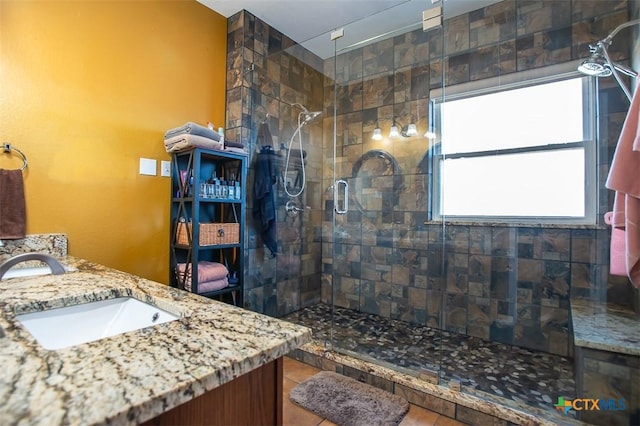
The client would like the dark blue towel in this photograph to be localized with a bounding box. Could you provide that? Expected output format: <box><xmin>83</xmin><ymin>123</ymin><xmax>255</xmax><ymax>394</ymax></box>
<box><xmin>257</xmin><ymin>122</ymin><xmax>273</xmax><ymax>148</ymax></box>
<box><xmin>253</xmin><ymin>144</ymin><xmax>278</xmax><ymax>256</ymax></box>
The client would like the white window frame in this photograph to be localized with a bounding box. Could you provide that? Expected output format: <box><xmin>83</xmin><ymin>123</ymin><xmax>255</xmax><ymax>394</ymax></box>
<box><xmin>429</xmin><ymin>61</ymin><xmax>597</xmax><ymax>225</ymax></box>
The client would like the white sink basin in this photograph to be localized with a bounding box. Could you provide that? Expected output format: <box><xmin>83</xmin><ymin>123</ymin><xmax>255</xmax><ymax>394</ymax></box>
<box><xmin>2</xmin><ymin>265</ymin><xmax>77</xmax><ymax>279</ymax></box>
<box><xmin>16</xmin><ymin>297</ymin><xmax>179</xmax><ymax>350</ymax></box>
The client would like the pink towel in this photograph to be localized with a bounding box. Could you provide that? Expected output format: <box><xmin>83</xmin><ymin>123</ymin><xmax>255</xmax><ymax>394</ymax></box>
<box><xmin>604</xmin><ymin>211</ymin><xmax>626</xmax><ymax>276</ymax></box>
<box><xmin>175</xmin><ymin>261</ymin><xmax>228</xmax><ymax>285</ymax></box>
<box><xmin>605</xmin><ymin>81</ymin><xmax>640</xmax><ymax>287</ymax></box>
<box><xmin>184</xmin><ymin>277</ymin><xmax>229</xmax><ymax>293</ymax></box>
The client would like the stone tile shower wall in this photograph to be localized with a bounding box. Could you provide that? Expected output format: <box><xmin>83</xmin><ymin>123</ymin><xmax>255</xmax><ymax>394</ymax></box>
<box><xmin>321</xmin><ymin>0</ymin><xmax>637</xmax><ymax>357</ymax></box>
<box><xmin>224</xmin><ymin>1</ymin><xmax>638</xmax><ymax>358</ymax></box>
<box><xmin>225</xmin><ymin>11</ymin><xmax>325</xmax><ymax>317</ymax></box>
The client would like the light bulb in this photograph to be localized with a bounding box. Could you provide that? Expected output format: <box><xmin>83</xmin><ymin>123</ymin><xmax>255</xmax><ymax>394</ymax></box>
<box><xmin>372</xmin><ymin>127</ymin><xmax>383</xmax><ymax>141</ymax></box>
<box><xmin>389</xmin><ymin>125</ymin><xmax>399</xmax><ymax>138</ymax></box>
<box><xmin>406</xmin><ymin>123</ymin><xmax>418</xmax><ymax>137</ymax></box>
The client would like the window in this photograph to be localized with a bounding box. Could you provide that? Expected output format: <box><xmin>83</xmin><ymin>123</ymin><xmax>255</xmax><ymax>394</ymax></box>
<box><xmin>431</xmin><ymin>71</ymin><xmax>596</xmax><ymax>224</ymax></box>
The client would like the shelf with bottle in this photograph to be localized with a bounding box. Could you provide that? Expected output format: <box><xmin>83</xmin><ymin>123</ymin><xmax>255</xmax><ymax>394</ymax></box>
<box><xmin>169</xmin><ymin>147</ymin><xmax>246</xmax><ymax>306</ymax></box>
<box><xmin>197</xmin><ymin>170</ymin><xmax>242</xmax><ymax>201</ymax></box>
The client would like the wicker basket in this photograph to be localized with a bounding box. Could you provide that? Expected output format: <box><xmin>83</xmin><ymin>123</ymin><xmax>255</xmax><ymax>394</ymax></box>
<box><xmin>176</xmin><ymin>222</ymin><xmax>239</xmax><ymax>246</ymax></box>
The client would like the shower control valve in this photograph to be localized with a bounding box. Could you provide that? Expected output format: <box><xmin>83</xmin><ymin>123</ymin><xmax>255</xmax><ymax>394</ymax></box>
<box><xmin>285</xmin><ymin>200</ymin><xmax>304</xmax><ymax>215</ymax></box>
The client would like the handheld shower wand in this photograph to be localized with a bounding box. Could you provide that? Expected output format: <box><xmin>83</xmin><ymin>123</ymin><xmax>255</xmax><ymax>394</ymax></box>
<box><xmin>284</xmin><ymin>103</ymin><xmax>323</xmax><ymax>198</ymax></box>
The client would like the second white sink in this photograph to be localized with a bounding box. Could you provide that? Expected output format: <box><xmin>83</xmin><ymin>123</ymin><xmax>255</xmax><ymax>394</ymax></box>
<box><xmin>16</xmin><ymin>297</ymin><xmax>180</xmax><ymax>350</ymax></box>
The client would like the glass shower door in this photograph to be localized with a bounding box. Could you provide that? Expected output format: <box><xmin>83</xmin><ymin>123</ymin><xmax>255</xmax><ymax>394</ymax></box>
<box><xmin>326</xmin><ymin>1</ymin><xmax>444</xmax><ymax>378</ymax></box>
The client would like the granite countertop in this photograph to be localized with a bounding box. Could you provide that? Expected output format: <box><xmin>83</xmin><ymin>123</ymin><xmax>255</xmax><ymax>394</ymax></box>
<box><xmin>0</xmin><ymin>256</ymin><xmax>311</xmax><ymax>425</ymax></box>
<box><xmin>571</xmin><ymin>299</ymin><xmax>640</xmax><ymax>356</ymax></box>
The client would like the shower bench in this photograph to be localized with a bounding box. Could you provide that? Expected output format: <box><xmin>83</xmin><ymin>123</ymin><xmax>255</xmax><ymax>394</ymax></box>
<box><xmin>571</xmin><ymin>299</ymin><xmax>639</xmax><ymax>425</ymax></box>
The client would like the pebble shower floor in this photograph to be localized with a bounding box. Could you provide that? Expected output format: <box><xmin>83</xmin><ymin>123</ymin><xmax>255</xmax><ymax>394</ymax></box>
<box><xmin>284</xmin><ymin>303</ymin><xmax>575</xmax><ymax>415</ymax></box>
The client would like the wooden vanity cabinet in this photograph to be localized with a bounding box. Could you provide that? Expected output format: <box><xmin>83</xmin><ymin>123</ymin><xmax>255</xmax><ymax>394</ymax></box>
<box><xmin>143</xmin><ymin>357</ymin><xmax>283</xmax><ymax>426</ymax></box>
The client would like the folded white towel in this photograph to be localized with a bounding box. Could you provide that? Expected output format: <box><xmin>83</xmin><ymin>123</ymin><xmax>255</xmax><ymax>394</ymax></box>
<box><xmin>164</xmin><ymin>134</ymin><xmax>223</xmax><ymax>153</ymax></box>
<box><xmin>165</xmin><ymin>122</ymin><xmax>221</xmax><ymax>141</ymax></box>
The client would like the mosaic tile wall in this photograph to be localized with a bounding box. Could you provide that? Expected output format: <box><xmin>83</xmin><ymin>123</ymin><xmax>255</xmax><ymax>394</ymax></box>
<box><xmin>319</xmin><ymin>0</ymin><xmax>638</xmax><ymax>358</ymax></box>
<box><xmin>225</xmin><ymin>1</ymin><xmax>639</xmax><ymax>358</ymax></box>
<box><xmin>225</xmin><ymin>11</ymin><xmax>325</xmax><ymax>317</ymax></box>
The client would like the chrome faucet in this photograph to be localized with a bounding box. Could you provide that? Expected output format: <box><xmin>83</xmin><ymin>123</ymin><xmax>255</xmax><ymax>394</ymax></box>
<box><xmin>0</xmin><ymin>253</ymin><xmax>66</xmax><ymax>280</ymax></box>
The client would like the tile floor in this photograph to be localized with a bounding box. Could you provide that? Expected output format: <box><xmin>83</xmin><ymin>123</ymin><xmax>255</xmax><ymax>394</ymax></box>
<box><xmin>283</xmin><ymin>356</ymin><xmax>467</xmax><ymax>426</ymax></box>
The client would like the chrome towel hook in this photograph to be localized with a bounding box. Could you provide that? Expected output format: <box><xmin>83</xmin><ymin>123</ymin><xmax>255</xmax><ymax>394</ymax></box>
<box><xmin>2</xmin><ymin>143</ymin><xmax>28</xmax><ymax>171</ymax></box>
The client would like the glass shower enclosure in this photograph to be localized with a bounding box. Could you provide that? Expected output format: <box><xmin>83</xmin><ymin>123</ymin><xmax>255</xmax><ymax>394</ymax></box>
<box><xmin>317</xmin><ymin>2</ymin><xmax>636</xmax><ymax>424</ymax></box>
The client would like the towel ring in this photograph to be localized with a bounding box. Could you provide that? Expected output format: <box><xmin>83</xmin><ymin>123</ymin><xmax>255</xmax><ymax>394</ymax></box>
<box><xmin>2</xmin><ymin>143</ymin><xmax>28</xmax><ymax>171</ymax></box>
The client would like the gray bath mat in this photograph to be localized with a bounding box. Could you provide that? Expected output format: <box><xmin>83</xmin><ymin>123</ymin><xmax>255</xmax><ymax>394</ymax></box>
<box><xmin>290</xmin><ymin>371</ymin><xmax>409</xmax><ymax>426</ymax></box>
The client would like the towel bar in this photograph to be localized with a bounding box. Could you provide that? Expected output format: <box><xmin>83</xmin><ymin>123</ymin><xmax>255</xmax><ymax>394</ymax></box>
<box><xmin>2</xmin><ymin>143</ymin><xmax>28</xmax><ymax>171</ymax></box>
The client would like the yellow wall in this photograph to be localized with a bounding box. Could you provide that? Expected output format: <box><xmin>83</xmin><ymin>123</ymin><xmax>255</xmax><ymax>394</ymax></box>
<box><xmin>0</xmin><ymin>1</ymin><xmax>227</xmax><ymax>284</ymax></box>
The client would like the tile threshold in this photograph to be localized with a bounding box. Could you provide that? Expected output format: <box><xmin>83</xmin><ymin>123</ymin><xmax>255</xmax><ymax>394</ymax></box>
<box><xmin>293</xmin><ymin>342</ymin><xmax>585</xmax><ymax>426</ymax></box>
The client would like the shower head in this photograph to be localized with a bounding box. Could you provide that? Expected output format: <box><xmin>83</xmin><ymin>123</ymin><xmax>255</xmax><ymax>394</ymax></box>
<box><xmin>576</xmin><ymin>19</ymin><xmax>640</xmax><ymax>102</ymax></box>
<box><xmin>290</xmin><ymin>102</ymin><xmax>322</xmax><ymax>125</ymax></box>
<box><xmin>577</xmin><ymin>45</ymin><xmax>612</xmax><ymax>77</ymax></box>
<box><xmin>302</xmin><ymin>110</ymin><xmax>322</xmax><ymax>124</ymax></box>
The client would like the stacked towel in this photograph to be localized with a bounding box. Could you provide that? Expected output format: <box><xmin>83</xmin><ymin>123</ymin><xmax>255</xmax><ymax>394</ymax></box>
<box><xmin>0</xmin><ymin>169</ymin><xmax>26</xmax><ymax>239</ymax></box>
<box><xmin>164</xmin><ymin>122</ymin><xmax>223</xmax><ymax>153</ymax></box>
<box><xmin>175</xmin><ymin>261</ymin><xmax>229</xmax><ymax>293</ymax></box>
<box><xmin>185</xmin><ymin>278</ymin><xmax>229</xmax><ymax>293</ymax></box>
<box><xmin>165</xmin><ymin>122</ymin><xmax>221</xmax><ymax>141</ymax></box>
<box><xmin>164</xmin><ymin>134</ymin><xmax>223</xmax><ymax>153</ymax></box>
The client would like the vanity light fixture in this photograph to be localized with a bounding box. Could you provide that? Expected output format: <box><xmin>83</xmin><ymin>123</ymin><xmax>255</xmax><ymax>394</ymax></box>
<box><xmin>389</xmin><ymin>118</ymin><xmax>400</xmax><ymax>138</ymax></box>
<box><xmin>425</xmin><ymin>118</ymin><xmax>436</xmax><ymax>139</ymax></box>
<box><xmin>372</xmin><ymin>122</ymin><xmax>383</xmax><ymax>141</ymax></box>
<box><xmin>389</xmin><ymin>117</ymin><xmax>418</xmax><ymax>138</ymax></box>
<box><xmin>405</xmin><ymin>123</ymin><xmax>418</xmax><ymax>137</ymax></box>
